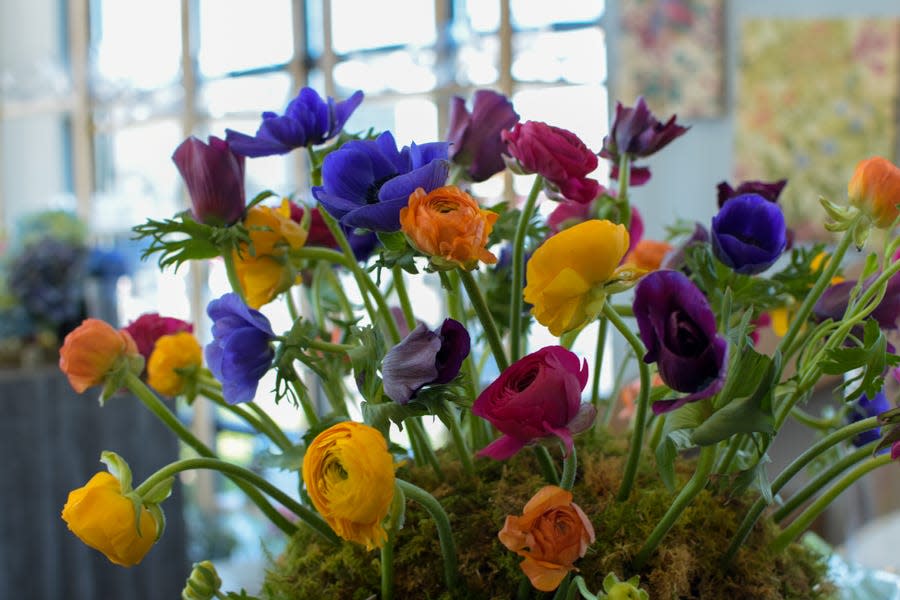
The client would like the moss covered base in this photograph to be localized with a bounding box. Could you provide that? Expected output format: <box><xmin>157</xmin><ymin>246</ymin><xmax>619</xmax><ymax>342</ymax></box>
<box><xmin>262</xmin><ymin>433</ymin><xmax>832</xmax><ymax>600</ymax></box>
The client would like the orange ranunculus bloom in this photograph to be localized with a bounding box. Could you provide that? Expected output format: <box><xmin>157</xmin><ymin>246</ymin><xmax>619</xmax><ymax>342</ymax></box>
<box><xmin>61</xmin><ymin>471</ymin><xmax>158</xmax><ymax>567</ymax></box>
<box><xmin>498</xmin><ymin>485</ymin><xmax>595</xmax><ymax>592</ymax></box>
<box><xmin>146</xmin><ymin>331</ymin><xmax>203</xmax><ymax>396</ymax></box>
<box><xmin>848</xmin><ymin>156</ymin><xmax>900</xmax><ymax>229</ymax></box>
<box><xmin>399</xmin><ymin>185</ymin><xmax>498</xmax><ymax>269</ymax></box>
<box><xmin>623</xmin><ymin>239</ymin><xmax>673</xmax><ymax>273</ymax></box>
<box><xmin>59</xmin><ymin>319</ymin><xmax>141</xmax><ymax>393</ymax></box>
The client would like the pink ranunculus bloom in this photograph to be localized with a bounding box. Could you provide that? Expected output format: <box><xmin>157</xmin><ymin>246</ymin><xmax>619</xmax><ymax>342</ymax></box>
<box><xmin>288</xmin><ymin>202</ymin><xmax>338</xmax><ymax>248</ymax></box>
<box><xmin>123</xmin><ymin>313</ymin><xmax>194</xmax><ymax>363</ymax></box>
<box><xmin>502</xmin><ymin>121</ymin><xmax>602</xmax><ymax>205</ymax></box>
<box><xmin>472</xmin><ymin>346</ymin><xmax>594</xmax><ymax>460</ymax></box>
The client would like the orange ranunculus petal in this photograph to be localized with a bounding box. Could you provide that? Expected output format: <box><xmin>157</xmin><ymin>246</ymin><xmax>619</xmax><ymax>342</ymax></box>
<box><xmin>849</xmin><ymin>156</ymin><xmax>900</xmax><ymax>229</ymax></box>
<box><xmin>146</xmin><ymin>331</ymin><xmax>203</xmax><ymax>396</ymax></box>
<box><xmin>519</xmin><ymin>556</ymin><xmax>571</xmax><ymax>592</ymax></box>
<box><xmin>624</xmin><ymin>239</ymin><xmax>673</xmax><ymax>272</ymax></box>
<box><xmin>59</xmin><ymin>319</ymin><xmax>139</xmax><ymax>393</ymax></box>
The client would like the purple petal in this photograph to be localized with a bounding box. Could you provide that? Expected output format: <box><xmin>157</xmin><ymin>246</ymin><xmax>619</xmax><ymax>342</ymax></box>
<box><xmin>433</xmin><ymin>318</ymin><xmax>471</xmax><ymax>384</ymax></box>
<box><xmin>476</xmin><ymin>434</ymin><xmax>528</xmax><ymax>460</ymax></box>
<box><xmin>381</xmin><ymin>323</ymin><xmax>441</xmax><ymax>404</ymax></box>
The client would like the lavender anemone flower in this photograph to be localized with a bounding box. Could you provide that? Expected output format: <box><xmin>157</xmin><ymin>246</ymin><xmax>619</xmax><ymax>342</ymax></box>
<box><xmin>172</xmin><ymin>136</ymin><xmax>246</xmax><ymax>226</ymax></box>
<box><xmin>447</xmin><ymin>90</ymin><xmax>519</xmax><ymax>182</ymax></box>
<box><xmin>633</xmin><ymin>270</ymin><xmax>728</xmax><ymax>414</ymax></box>
<box><xmin>312</xmin><ymin>131</ymin><xmax>449</xmax><ymax>232</ymax></box>
<box><xmin>381</xmin><ymin>318</ymin><xmax>470</xmax><ymax>404</ymax></box>
<box><xmin>711</xmin><ymin>193</ymin><xmax>786</xmax><ymax>275</ymax></box>
<box><xmin>225</xmin><ymin>88</ymin><xmax>364</xmax><ymax>157</ymax></box>
<box><xmin>814</xmin><ymin>271</ymin><xmax>900</xmax><ymax>331</ymax></box>
<box><xmin>205</xmin><ymin>293</ymin><xmax>276</xmax><ymax>404</ymax></box>
<box><xmin>848</xmin><ymin>390</ymin><xmax>890</xmax><ymax>447</ymax></box>
<box><xmin>717</xmin><ymin>178</ymin><xmax>788</xmax><ymax>208</ymax></box>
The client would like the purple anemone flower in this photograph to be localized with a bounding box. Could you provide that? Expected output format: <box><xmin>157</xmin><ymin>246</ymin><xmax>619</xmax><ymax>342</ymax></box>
<box><xmin>814</xmin><ymin>271</ymin><xmax>900</xmax><ymax>331</ymax></box>
<box><xmin>633</xmin><ymin>270</ymin><xmax>728</xmax><ymax>414</ymax></box>
<box><xmin>848</xmin><ymin>390</ymin><xmax>890</xmax><ymax>447</ymax></box>
<box><xmin>205</xmin><ymin>293</ymin><xmax>276</xmax><ymax>404</ymax></box>
<box><xmin>225</xmin><ymin>88</ymin><xmax>364</xmax><ymax>157</ymax></box>
<box><xmin>711</xmin><ymin>193</ymin><xmax>786</xmax><ymax>275</ymax></box>
<box><xmin>312</xmin><ymin>131</ymin><xmax>449</xmax><ymax>232</ymax></box>
<box><xmin>381</xmin><ymin>318</ymin><xmax>470</xmax><ymax>404</ymax></box>
<box><xmin>661</xmin><ymin>223</ymin><xmax>710</xmax><ymax>272</ymax></box>
<box><xmin>717</xmin><ymin>178</ymin><xmax>788</xmax><ymax>208</ymax></box>
<box><xmin>172</xmin><ymin>136</ymin><xmax>246</xmax><ymax>226</ymax></box>
<box><xmin>447</xmin><ymin>89</ymin><xmax>519</xmax><ymax>182</ymax></box>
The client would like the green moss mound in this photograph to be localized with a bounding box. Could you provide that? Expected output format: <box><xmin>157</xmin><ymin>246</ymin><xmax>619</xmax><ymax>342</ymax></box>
<box><xmin>262</xmin><ymin>434</ymin><xmax>832</xmax><ymax>600</ymax></box>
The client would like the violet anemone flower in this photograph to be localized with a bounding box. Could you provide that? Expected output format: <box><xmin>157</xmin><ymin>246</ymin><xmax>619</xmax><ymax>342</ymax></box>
<box><xmin>717</xmin><ymin>178</ymin><xmax>787</xmax><ymax>208</ymax></box>
<box><xmin>472</xmin><ymin>346</ymin><xmax>594</xmax><ymax>460</ymax></box>
<box><xmin>225</xmin><ymin>88</ymin><xmax>364</xmax><ymax>157</ymax></box>
<box><xmin>172</xmin><ymin>136</ymin><xmax>246</xmax><ymax>226</ymax></box>
<box><xmin>711</xmin><ymin>193</ymin><xmax>786</xmax><ymax>275</ymax></box>
<box><xmin>848</xmin><ymin>390</ymin><xmax>890</xmax><ymax>447</ymax></box>
<box><xmin>381</xmin><ymin>319</ymin><xmax>470</xmax><ymax>404</ymax></box>
<box><xmin>312</xmin><ymin>131</ymin><xmax>449</xmax><ymax>232</ymax></box>
<box><xmin>123</xmin><ymin>313</ymin><xmax>193</xmax><ymax>363</ymax></box>
<box><xmin>633</xmin><ymin>270</ymin><xmax>728</xmax><ymax>414</ymax></box>
<box><xmin>447</xmin><ymin>89</ymin><xmax>519</xmax><ymax>182</ymax></box>
<box><xmin>205</xmin><ymin>293</ymin><xmax>276</xmax><ymax>404</ymax></box>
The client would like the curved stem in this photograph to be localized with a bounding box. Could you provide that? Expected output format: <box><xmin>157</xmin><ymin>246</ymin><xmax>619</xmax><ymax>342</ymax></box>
<box><xmin>459</xmin><ymin>269</ymin><xmax>509</xmax><ymax>371</ymax></box>
<box><xmin>510</xmin><ymin>175</ymin><xmax>543</xmax><ymax>362</ymax></box>
<box><xmin>406</xmin><ymin>418</ymin><xmax>443</xmax><ymax>479</ymax></box>
<box><xmin>124</xmin><ymin>372</ymin><xmax>299</xmax><ymax>537</ymax></box>
<box><xmin>604</xmin><ymin>302</ymin><xmax>650</xmax><ymax>501</ymax></box>
<box><xmin>602</xmin><ymin>346</ymin><xmax>633</xmax><ymax>427</ymax></box>
<box><xmin>632</xmin><ymin>445</ymin><xmax>717</xmax><ymax>570</ymax></box>
<box><xmin>590</xmin><ymin>318</ymin><xmax>608</xmax><ymax>412</ymax></box>
<box><xmin>133</xmin><ymin>456</ymin><xmax>339</xmax><ymax>545</ymax></box>
<box><xmin>319</xmin><ymin>262</ymin><xmax>356</xmax><ymax>322</ymax></box>
<box><xmin>284</xmin><ymin>289</ymin><xmax>300</xmax><ymax>322</ymax></box>
<box><xmin>397</xmin><ymin>480</ymin><xmax>458</xmax><ymax>591</ymax></box>
<box><xmin>199</xmin><ymin>386</ymin><xmax>291</xmax><ymax>451</ymax></box>
<box><xmin>221</xmin><ymin>251</ymin><xmax>246</xmax><ymax>304</ymax></box>
<box><xmin>560</xmin><ymin>446</ymin><xmax>577</xmax><ymax>491</ymax></box>
<box><xmin>534</xmin><ymin>445</ymin><xmax>560</xmax><ymax>486</ymax></box>
<box><xmin>439</xmin><ymin>400</ymin><xmax>475</xmax><ymax>478</ymax></box>
<box><xmin>289</xmin><ymin>367</ymin><xmax>321</xmax><ymax>425</ymax></box>
<box><xmin>380</xmin><ymin>539</ymin><xmax>395</xmax><ymax>600</ymax></box>
<box><xmin>307</xmin><ymin>338</ymin><xmax>355</xmax><ymax>353</ymax></box>
<box><xmin>392</xmin><ymin>265</ymin><xmax>416</xmax><ymax>331</ymax></box>
<box><xmin>770</xmin><ymin>453</ymin><xmax>892</xmax><ymax>554</ymax></box>
<box><xmin>246</xmin><ymin>402</ymin><xmax>294</xmax><ymax>449</ymax></box>
<box><xmin>292</xmin><ymin>246</ymin><xmax>351</xmax><ymax>267</ymax></box>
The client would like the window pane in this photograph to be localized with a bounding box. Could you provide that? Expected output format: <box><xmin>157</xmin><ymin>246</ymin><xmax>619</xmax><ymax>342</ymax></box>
<box><xmin>343</xmin><ymin>97</ymin><xmax>438</xmax><ymax>147</ymax></box>
<box><xmin>199</xmin><ymin>0</ymin><xmax>293</xmax><ymax>76</ymax></box>
<box><xmin>455</xmin><ymin>37</ymin><xmax>499</xmax><ymax>86</ymax></box>
<box><xmin>0</xmin><ymin>0</ymin><xmax>70</xmax><ymax>102</ymax></box>
<box><xmin>201</xmin><ymin>73</ymin><xmax>293</xmax><ymax>119</ymax></box>
<box><xmin>511</xmin><ymin>0</ymin><xmax>604</xmax><ymax>29</ymax></box>
<box><xmin>92</xmin><ymin>0</ymin><xmax>181</xmax><ymax>90</ymax></box>
<box><xmin>334</xmin><ymin>51</ymin><xmax>436</xmax><ymax>95</ymax></box>
<box><xmin>331</xmin><ymin>0</ymin><xmax>435</xmax><ymax>54</ymax></box>
<box><xmin>461</xmin><ymin>0</ymin><xmax>500</xmax><ymax>33</ymax></box>
<box><xmin>513</xmin><ymin>29</ymin><xmax>606</xmax><ymax>84</ymax></box>
<box><xmin>1</xmin><ymin>115</ymin><xmax>74</xmax><ymax>231</ymax></box>
<box><xmin>207</xmin><ymin>119</ymin><xmax>295</xmax><ymax>199</ymax></box>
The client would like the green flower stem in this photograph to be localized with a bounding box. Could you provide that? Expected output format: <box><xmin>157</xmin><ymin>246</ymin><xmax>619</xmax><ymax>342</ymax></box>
<box><xmin>289</xmin><ymin>368</ymin><xmax>321</xmax><ymax>426</ymax></box>
<box><xmin>440</xmin><ymin>400</ymin><xmax>476</xmax><ymax>478</ymax></box>
<box><xmin>715</xmin><ymin>433</ymin><xmax>744</xmax><ymax>474</ymax></box>
<box><xmin>590</xmin><ymin>318</ymin><xmax>609</xmax><ymax>413</ymax></box>
<box><xmin>560</xmin><ymin>446</ymin><xmax>577</xmax><ymax>491</ymax></box>
<box><xmin>551</xmin><ymin>574</ymin><xmax>572</xmax><ymax>600</ymax></box>
<box><xmin>573</xmin><ymin>576</ymin><xmax>598</xmax><ymax>600</ymax></box>
<box><xmin>396</xmin><ymin>479</ymin><xmax>458</xmax><ymax>591</ymax></box>
<box><xmin>516</xmin><ymin>577</ymin><xmax>532</xmax><ymax>600</ymax></box>
<box><xmin>199</xmin><ymin>386</ymin><xmax>291</xmax><ymax>451</ymax></box>
<box><xmin>133</xmin><ymin>456</ymin><xmax>339</xmax><ymax>545</ymax></box>
<box><xmin>221</xmin><ymin>250</ymin><xmax>247</xmax><ymax>304</ymax></box>
<box><xmin>770</xmin><ymin>453</ymin><xmax>893</xmax><ymax>554</ymax></box>
<box><xmin>443</xmin><ymin>271</ymin><xmax>481</xmax><ymax>404</ymax></box>
<box><xmin>406</xmin><ymin>418</ymin><xmax>443</xmax><ymax>479</ymax></box>
<box><xmin>380</xmin><ymin>539</ymin><xmax>395</xmax><ymax>600</ymax></box>
<box><xmin>648</xmin><ymin>414</ymin><xmax>667</xmax><ymax>454</ymax></box>
<box><xmin>617</xmin><ymin>153</ymin><xmax>632</xmax><ymax>228</ymax></box>
<box><xmin>247</xmin><ymin>402</ymin><xmax>294</xmax><ymax>450</ymax></box>
<box><xmin>602</xmin><ymin>346</ymin><xmax>633</xmax><ymax>427</ymax></box>
<box><xmin>459</xmin><ymin>269</ymin><xmax>509</xmax><ymax>371</ymax></box>
<box><xmin>123</xmin><ymin>372</ymin><xmax>298</xmax><ymax>538</ymax></box>
<box><xmin>722</xmin><ymin>416</ymin><xmax>880</xmax><ymax>564</ymax></box>
<box><xmin>510</xmin><ymin>175</ymin><xmax>543</xmax><ymax>362</ymax></box>
<box><xmin>319</xmin><ymin>262</ymin><xmax>356</xmax><ymax>322</ymax></box>
<box><xmin>392</xmin><ymin>265</ymin><xmax>416</xmax><ymax>331</ymax></box>
<box><xmin>632</xmin><ymin>445</ymin><xmax>717</xmax><ymax>570</ymax></box>
<box><xmin>307</xmin><ymin>338</ymin><xmax>355</xmax><ymax>353</ymax></box>
<box><xmin>292</xmin><ymin>246</ymin><xmax>351</xmax><ymax>267</ymax></box>
<box><xmin>773</xmin><ymin>442</ymin><xmax>876</xmax><ymax>523</ymax></box>
<box><xmin>611</xmin><ymin>303</ymin><xmax>634</xmax><ymax>318</ymax></box>
<box><xmin>284</xmin><ymin>289</ymin><xmax>300</xmax><ymax>322</ymax></box>
<box><xmin>604</xmin><ymin>302</ymin><xmax>650</xmax><ymax>502</ymax></box>
<box><xmin>534</xmin><ymin>445</ymin><xmax>560</xmax><ymax>485</ymax></box>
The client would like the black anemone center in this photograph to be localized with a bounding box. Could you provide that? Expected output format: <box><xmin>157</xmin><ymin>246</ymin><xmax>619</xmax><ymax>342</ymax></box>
<box><xmin>666</xmin><ymin>310</ymin><xmax>707</xmax><ymax>355</ymax></box>
<box><xmin>366</xmin><ymin>175</ymin><xmax>395</xmax><ymax>204</ymax></box>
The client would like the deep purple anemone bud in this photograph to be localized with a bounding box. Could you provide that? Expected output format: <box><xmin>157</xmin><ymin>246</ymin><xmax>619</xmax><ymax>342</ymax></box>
<box><xmin>848</xmin><ymin>390</ymin><xmax>890</xmax><ymax>447</ymax></box>
<box><xmin>600</xmin><ymin>96</ymin><xmax>689</xmax><ymax>161</ymax></box>
<box><xmin>711</xmin><ymin>193</ymin><xmax>786</xmax><ymax>275</ymax></box>
<box><xmin>225</xmin><ymin>88</ymin><xmax>363</xmax><ymax>157</ymax></box>
<box><xmin>661</xmin><ymin>223</ymin><xmax>710</xmax><ymax>272</ymax></box>
<box><xmin>172</xmin><ymin>136</ymin><xmax>246</xmax><ymax>226</ymax></box>
<box><xmin>717</xmin><ymin>179</ymin><xmax>788</xmax><ymax>208</ymax></box>
<box><xmin>205</xmin><ymin>293</ymin><xmax>276</xmax><ymax>404</ymax></box>
<box><xmin>447</xmin><ymin>90</ymin><xmax>519</xmax><ymax>182</ymax></box>
<box><xmin>381</xmin><ymin>318</ymin><xmax>470</xmax><ymax>404</ymax></box>
<box><xmin>312</xmin><ymin>131</ymin><xmax>449</xmax><ymax>232</ymax></box>
<box><xmin>814</xmin><ymin>270</ymin><xmax>900</xmax><ymax>330</ymax></box>
<box><xmin>472</xmin><ymin>346</ymin><xmax>593</xmax><ymax>460</ymax></box>
<box><xmin>633</xmin><ymin>270</ymin><xmax>728</xmax><ymax>414</ymax></box>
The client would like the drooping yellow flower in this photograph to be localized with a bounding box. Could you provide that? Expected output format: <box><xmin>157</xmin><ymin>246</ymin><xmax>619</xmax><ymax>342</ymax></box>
<box><xmin>61</xmin><ymin>471</ymin><xmax>158</xmax><ymax>567</ymax></box>
<box><xmin>524</xmin><ymin>219</ymin><xmax>631</xmax><ymax>336</ymax></box>
<box><xmin>400</xmin><ymin>185</ymin><xmax>498</xmax><ymax>269</ymax></box>
<box><xmin>146</xmin><ymin>331</ymin><xmax>203</xmax><ymax>396</ymax></box>
<box><xmin>234</xmin><ymin>199</ymin><xmax>308</xmax><ymax>308</ymax></box>
<box><xmin>848</xmin><ymin>156</ymin><xmax>900</xmax><ymax>229</ymax></box>
<box><xmin>302</xmin><ymin>421</ymin><xmax>395</xmax><ymax>550</ymax></box>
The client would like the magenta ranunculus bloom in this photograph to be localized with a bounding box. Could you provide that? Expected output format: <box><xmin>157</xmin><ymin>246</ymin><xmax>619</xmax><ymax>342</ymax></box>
<box><xmin>502</xmin><ymin>121</ymin><xmax>602</xmax><ymax>204</ymax></box>
<box><xmin>172</xmin><ymin>136</ymin><xmax>246</xmax><ymax>226</ymax></box>
<box><xmin>123</xmin><ymin>313</ymin><xmax>193</xmax><ymax>363</ymax></box>
<box><xmin>472</xmin><ymin>346</ymin><xmax>594</xmax><ymax>460</ymax></box>
<box><xmin>633</xmin><ymin>270</ymin><xmax>728</xmax><ymax>415</ymax></box>
<box><xmin>716</xmin><ymin>178</ymin><xmax>788</xmax><ymax>208</ymax></box>
<box><xmin>447</xmin><ymin>90</ymin><xmax>519</xmax><ymax>182</ymax></box>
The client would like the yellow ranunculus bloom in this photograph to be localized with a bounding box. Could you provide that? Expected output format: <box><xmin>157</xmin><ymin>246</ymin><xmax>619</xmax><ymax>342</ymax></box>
<box><xmin>302</xmin><ymin>421</ymin><xmax>395</xmax><ymax>550</ymax></box>
<box><xmin>61</xmin><ymin>471</ymin><xmax>158</xmax><ymax>567</ymax></box>
<box><xmin>244</xmin><ymin>199</ymin><xmax>308</xmax><ymax>256</ymax></box>
<box><xmin>524</xmin><ymin>219</ymin><xmax>630</xmax><ymax>336</ymax></box>
<box><xmin>146</xmin><ymin>331</ymin><xmax>203</xmax><ymax>396</ymax></box>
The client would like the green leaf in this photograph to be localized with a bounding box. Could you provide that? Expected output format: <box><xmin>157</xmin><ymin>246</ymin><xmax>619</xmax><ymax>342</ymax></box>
<box><xmin>141</xmin><ymin>476</ymin><xmax>175</xmax><ymax>504</ymax></box>
<box><xmin>731</xmin><ymin>453</ymin><xmax>773</xmax><ymax>503</ymax></box>
<box><xmin>361</xmin><ymin>400</ymin><xmax>430</xmax><ymax>438</ymax></box>
<box><xmin>377</xmin><ymin>230</ymin><xmax>408</xmax><ymax>252</ymax></box>
<box><xmin>258</xmin><ymin>444</ymin><xmax>306</xmax><ymax>472</ymax></box>
<box><xmin>656</xmin><ymin>429</ymin><xmax>696</xmax><ymax>491</ymax></box>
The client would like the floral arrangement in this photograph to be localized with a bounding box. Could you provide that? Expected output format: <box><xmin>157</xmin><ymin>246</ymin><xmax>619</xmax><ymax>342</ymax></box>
<box><xmin>55</xmin><ymin>87</ymin><xmax>900</xmax><ymax>599</ymax></box>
